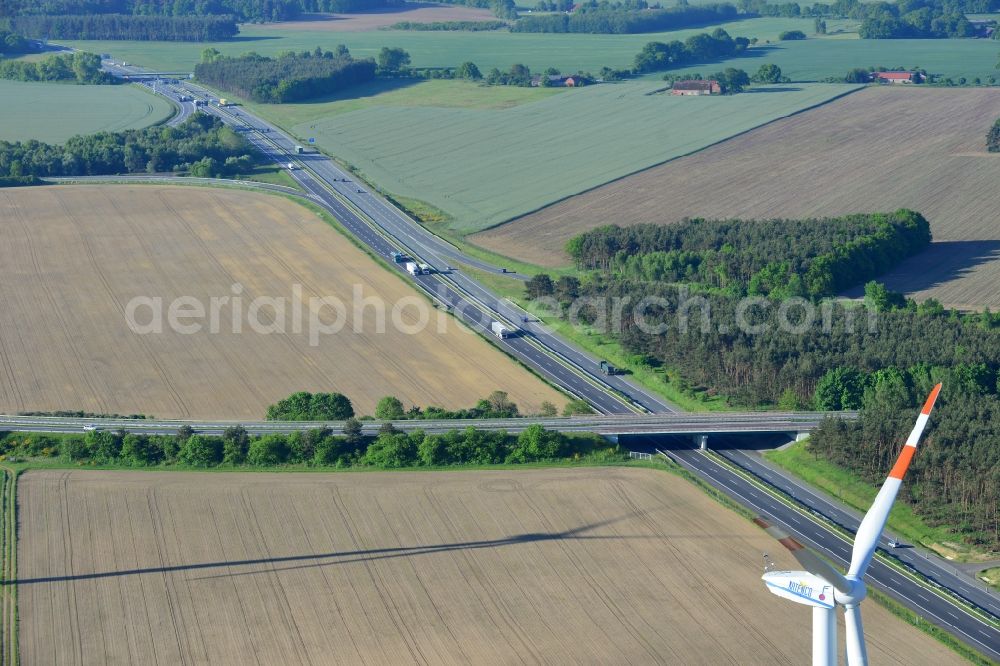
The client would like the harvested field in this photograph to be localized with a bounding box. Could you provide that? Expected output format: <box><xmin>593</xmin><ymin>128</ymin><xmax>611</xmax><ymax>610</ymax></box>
<box><xmin>16</xmin><ymin>467</ymin><xmax>965</xmax><ymax>665</ymax></box>
<box><xmin>0</xmin><ymin>185</ymin><xmax>563</xmax><ymax>418</ymax></box>
<box><xmin>0</xmin><ymin>80</ymin><xmax>173</xmax><ymax>144</ymax></box>
<box><xmin>476</xmin><ymin>86</ymin><xmax>1000</xmax><ymax>309</ymax></box>
<box><xmin>272</xmin><ymin>3</ymin><xmax>498</xmax><ymax>31</ymax></box>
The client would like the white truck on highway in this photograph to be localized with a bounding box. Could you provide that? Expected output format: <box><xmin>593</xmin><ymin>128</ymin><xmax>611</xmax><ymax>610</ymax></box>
<box><xmin>491</xmin><ymin>321</ymin><xmax>514</xmax><ymax>339</ymax></box>
<box><xmin>418</xmin><ymin>263</ymin><xmax>431</xmax><ymax>275</ymax></box>
<box><xmin>405</xmin><ymin>261</ymin><xmax>420</xmax><ymax>276</ymax></box>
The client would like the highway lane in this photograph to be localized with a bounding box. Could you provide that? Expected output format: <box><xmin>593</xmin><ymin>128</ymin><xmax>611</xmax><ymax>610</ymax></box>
<box><xmin>642</xmin><ymin>441</ymin><xmax>1000</xmax><ymax>663</ymax></box>
<box><xmin>718</xmin><ymin>448</ymin><xmax>1000</xmax><ymax>620</ymax></box>
<box><xmin>121</xmin><ymin>74</ymin><xmax>675</xmax><ymax>414</ymax></box>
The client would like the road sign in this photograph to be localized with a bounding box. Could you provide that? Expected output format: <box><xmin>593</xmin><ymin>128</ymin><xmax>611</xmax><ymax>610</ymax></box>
<box><xmin>309</xmin><ymin>137</ymin><xmax>315</xmax><ymax>143</ymax></box>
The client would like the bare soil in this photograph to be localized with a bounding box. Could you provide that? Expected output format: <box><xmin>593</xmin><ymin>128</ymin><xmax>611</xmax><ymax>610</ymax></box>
<box><xmin>475</xmin><ymin>87</ymin><xmax>1000</xmax><ymax>309</ymax></box>
<box><xmin>16</xmin><ymin>467</ymin><xmax>965</xmax><ymax>665</ymax></box>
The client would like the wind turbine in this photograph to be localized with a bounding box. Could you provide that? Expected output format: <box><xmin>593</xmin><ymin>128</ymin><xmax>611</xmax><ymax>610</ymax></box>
<box><xmin>756</xmin><ymin>383</ymin><xmax>942</xmax><ymax>666</ymax></box>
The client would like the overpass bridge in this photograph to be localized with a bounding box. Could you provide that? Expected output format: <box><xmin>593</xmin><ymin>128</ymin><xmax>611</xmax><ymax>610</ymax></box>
<box><xmin>0</xmin><ymin>412</ymin><xmax>856</xmax><ymax>442</ymax></box>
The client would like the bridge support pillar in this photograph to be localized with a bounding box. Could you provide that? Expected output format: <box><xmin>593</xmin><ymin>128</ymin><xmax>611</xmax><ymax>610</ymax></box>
<box><xmin>795</xmin><ymin>431</ymin><xmax>810</xmax><ymax>443</ymax></box>
<box><xmin>694</xmin><ymin>434</ymin><xmax>708</xmax><ymax>451</ymax></box>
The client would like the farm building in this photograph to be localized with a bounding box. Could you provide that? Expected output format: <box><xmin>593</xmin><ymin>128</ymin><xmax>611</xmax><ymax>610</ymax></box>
<box><xmin>671</xmin><ymin>80</ymin><xmax>721</xmax><ymax>96</ymax></box>
<box><xmin>530</xmin><ymin>74</ymin><xmax>579</xmax><ymax>87</ymax></box>
<box><xmin>872</xmin><ymin>71</ymin><xmax>923</xmax><ymax>84</ymax></box>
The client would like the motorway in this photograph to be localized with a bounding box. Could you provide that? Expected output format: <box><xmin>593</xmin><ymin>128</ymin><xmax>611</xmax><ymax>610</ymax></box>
<box><xmin>52</xmin><ymin>60</ymin><xmax>1000</xmax><ymax>661</ymax></box>
<box><xmin>639</xmin><ymin>440</ymin><xmax>1000</xmax><ymax>662</ymax></box>
<box><xmin>102</xmin><ymin>64</ymin><xmax>675</xmax><ymax>416</ymax></box>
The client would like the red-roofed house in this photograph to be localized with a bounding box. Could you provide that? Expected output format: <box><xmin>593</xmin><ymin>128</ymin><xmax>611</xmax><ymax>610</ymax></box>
<box><xmin>671</xmin><ymin>79</ymin><xmax>721</xmax><ymax>96</ymax></box>
<box><xmin>872</xmin><ymin>71</ymin><xmax>923</xmax><ymax>84</ymax></box>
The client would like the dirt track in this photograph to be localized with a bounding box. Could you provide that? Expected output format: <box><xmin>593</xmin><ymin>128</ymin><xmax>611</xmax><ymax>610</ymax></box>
<box><xmin>475</xmin><ymin>87</ymin><xmax>1000</xmax><ymax>309</ymax></box>
<box><xmin>17</xmin><ymin>467</ymin><xmax>965</xmax><ymax>665</ymax></box>
<box><xmin>0</xmin><ymin>185</ymin><xmax>563</xmax><ymax>418</ymax></box>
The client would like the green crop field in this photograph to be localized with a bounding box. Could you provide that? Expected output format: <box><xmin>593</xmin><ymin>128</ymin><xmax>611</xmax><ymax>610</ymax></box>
<box><xmin>56</xmin><ymin>16</ymin><xmax>819</xmax><ymax>73</ymax></box>
<box><xmin>289</xmin><ymin>80</ymin><xmax>858</xmax><ymax>236</ymax></box>
<box><xmin>0</xmin><ymin>80</ymin><xmax>174</xmax><ymax>143</ymax></box>
<box><xmin>703</xmin><ymin>37</ymin><xmax>1000</xmax><ymax>82</ymax></box>
<box><xmin>244</xmin><ymin>78</ymin><xmax>564</xmax><ymax>127</ymax></box>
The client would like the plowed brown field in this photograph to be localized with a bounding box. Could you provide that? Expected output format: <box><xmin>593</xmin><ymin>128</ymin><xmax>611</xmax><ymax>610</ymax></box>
<box><xmin>0</xmin><ymin>185</ymin><xmax>563</xmax><ymax>418</ymax></box>
<box><xmin>17</xmin><ymin>467</ymin><xmax>965</xmax><ymax>665</ymax></box>
<box><xmin>475</xmin><ymin>87</ymin><xmax>1000</xmax><ymax>309</ymax></box>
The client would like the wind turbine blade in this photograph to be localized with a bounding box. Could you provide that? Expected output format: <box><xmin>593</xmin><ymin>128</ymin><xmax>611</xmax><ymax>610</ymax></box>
<box><xmin>844</xmin><ymin>604</ymin><xmax>869</xmax><ymax>666</ymax></box>
<box><xmin>848</xmin><ymin>383</ymin><xmax>942</xmax><ymax>578</ymax></box>
<box><xmin>753</xmin><ymin>517</ymin><xmax>851</xmax><ymax>594</ymax></box>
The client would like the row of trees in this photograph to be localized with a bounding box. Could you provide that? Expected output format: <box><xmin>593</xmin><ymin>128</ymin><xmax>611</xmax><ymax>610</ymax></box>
<box><xmin>0</xmin><ymin>51</ymin><xmax>111</xmax><ymax>84</ymax></box>
<box><xmin>0</xmin><ymin>114</ymin><xmax>257</xmax><ymax>178</ymax></box>
<box><xmin>194</xmin><ymin>47</ymin><xmax>376</xmax><ymax>103</ymax></box>
<box><xmin>389</xmin><ymin>19</ymin><xmax>505</xmax><ymax>30</ymax></box>
<box><xmin>988</xmin><ymin>118</ymin><xmax>1000</xmax><ymax>152</ymax></box>
<box><xmin>565</xmin><ymin>210</ymin><xmax>931</xmax><ymax>298</ymax></box>
<box><xmin>0</xmin><ymin>423</ymin><xmax>615</xmax><ymax>469</ymax></box>
<box><xmin>1</xmin><ymin>0</ymin><xmax>400</xmax><ymax>23</ymax></box>
<box><xmin>633</xmin><ymin>28</ymin><xmax>749</xmax><ymax>74</ymax></box>
<box><xmin>10</xmin><ymin>13</ymin><xmax>239</xmax><ymax>41</ymax></box>
<box><xmin>511</xmin><ymin>4</ymin><xmax>738</xmax><ymax>34</ymax></box>
<box><xmin>266</xmin><ymin>390</ymin><xmax>583</xmax><ymax>422</ymax></box>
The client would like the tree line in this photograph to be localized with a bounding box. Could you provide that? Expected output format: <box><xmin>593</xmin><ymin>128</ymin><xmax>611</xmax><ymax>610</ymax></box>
<box><xmin>988</xmin><ymin>118</ymin><xmax>1000</xmax><ymax>152</ymax></box>
<box><xmin>0</xmin><ymin>114</ymin><xmax>257</xmax><ymax>179</ymax></box>
<box><xmin>565</xmin><ymin>210</ymin><xmax>930</xmax><ymax>299</ymax></box>
<box><xmin>1</xmin><ymin>0</ymin><xmax>400</xmax><ymax>23</ymax></box>
<box><xmin>0</xmin><ymin>50</ymin><xmax>112</xmax><ymax>84</ymax></box>
<box><xmin>633</xmin><ymin>28</ymin><xmax>749</xmax><ymax>74</ymax></box>
<box><xmin>10</xmin><ymin>13</ymin><xmax>239</xmax><ymax>41</ymax></box>
<box><xmin>511</xmin><ymin>3</ymin><xmax>738</xmax><ymax>34</ymax></box>
<box><xmin>0</xmin><ymin>423</ymin><xmax>617</xmax><ymax>469</ymax></box>
<box><xmin>388</xmin><ymin>20</ymin><xmax>506</xmax><ymax>31</ymax></box>
<box><xmin>266</xmin><ymin>390</ymin><xmax>584</xmax><ymax>421</ymax></box>
<box><xmin>194</xmin><ymin>47</ymin><xmax>376</xmax><ymax>103</ymax></box>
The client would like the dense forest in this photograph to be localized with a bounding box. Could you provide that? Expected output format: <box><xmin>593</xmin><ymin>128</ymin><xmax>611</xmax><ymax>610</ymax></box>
<box><xmin>0</xmin><ymin>51</ymin><xmax>112</xmax><ymax>83</ymax></box>
<box><xmin>0</xmin><ymin>0</ymin><xmax>400</xmax><ymax>23</ymax></box>
<box><xmin>512</xmin><ymin>3</ymin><xmax>738</xmax><ymax>34</ymax></box>
<box><xmin>533</xmin><ymin>214</ymin><xmax>999</xmax><ymax>548</ymax></box>
<box><xmin>633</xmin><ymin>28</ymin><xmax>749</xmax><ymax>73</ymax></box>
<box><xmin>0</xmin><ymin>423</ymin><xmax>615</xmax><ymax>469</ymax></box>
<box><xmin>0</xmin><ymin>114</ymin><xmax>257</xmax><ymax>178</ymax></box>
<box><xmin>0</xmin><ymin>26</ymin><xmax>32</xmax><ymax>54</ymax></box>
<box><xmin>194</xmin><ymin>47</ymin><xmax>376</xmax><ymax>103</ymax></box>
<box><xmin>810</xmin><ymin>373</ymin><xmax>999</xmax><ymax>549</ymax></box>
<box><xmin>566</xmin><ymin>211</ymin><xmax>930</xmax><ymax>298</ymax></box>
<box><xmin>988</xmin><ymin>118</ymin><xmax>1000</xmax><ymax>152</ymax></box>
<box><xmin>10</xmin><ymin>13</ymin><xmax>239</xmax><ymax>41</ymax></box>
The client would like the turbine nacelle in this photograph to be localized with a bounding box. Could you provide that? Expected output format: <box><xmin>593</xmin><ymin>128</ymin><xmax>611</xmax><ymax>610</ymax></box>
<box><xmin>763</xmin><ymin>571</ymin><xmax>835</xmax><ymax>609</ymax></box>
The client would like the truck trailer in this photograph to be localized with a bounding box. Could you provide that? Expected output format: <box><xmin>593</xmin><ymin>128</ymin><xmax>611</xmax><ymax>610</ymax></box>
<box><xmin>405</xmin><ymin>262</ymin><xmax>420</xmax><ymax>276</ymax></box>
<box><xmin>491</xmin><ymin>321</ymin><xmax>513</xmax><ymax>339</ymax></box>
